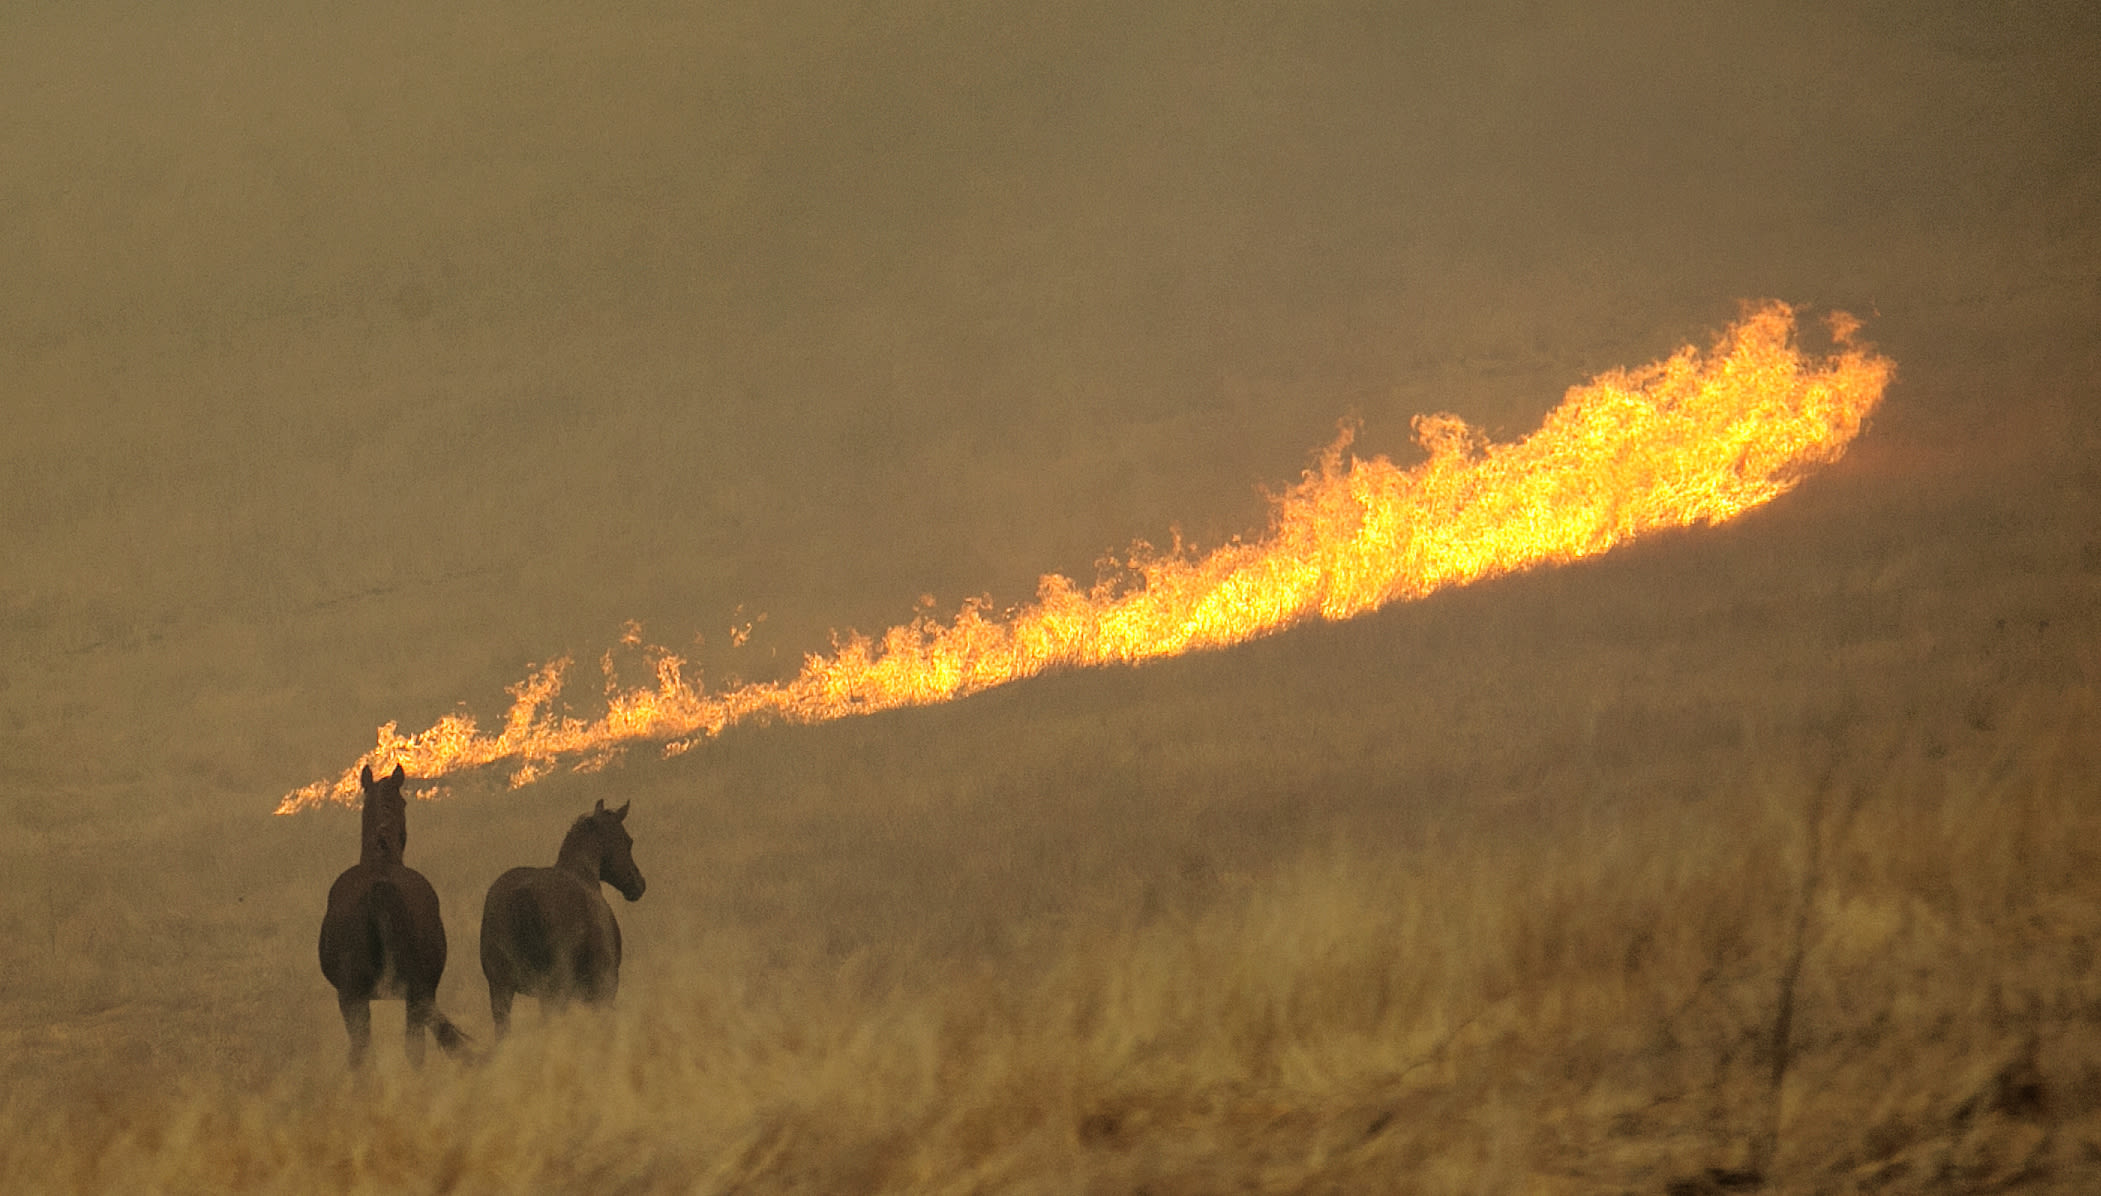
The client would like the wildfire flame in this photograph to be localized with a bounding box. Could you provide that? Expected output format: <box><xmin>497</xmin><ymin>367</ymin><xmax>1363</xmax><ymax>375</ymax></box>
<box><xmin>278</xmin><ymin>303</ymin><xmax>1890</xmax><ymax>814</ymax></box>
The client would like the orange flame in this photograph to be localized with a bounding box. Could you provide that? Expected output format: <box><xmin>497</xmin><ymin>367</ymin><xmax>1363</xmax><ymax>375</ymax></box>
<box><xmin>278</xmin><ymin>303</ymin><xmax>1890</xmax><ymax>813</ymax></box>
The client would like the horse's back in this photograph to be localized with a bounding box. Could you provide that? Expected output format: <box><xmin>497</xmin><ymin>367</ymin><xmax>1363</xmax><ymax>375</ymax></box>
<box><xmin>480</xmin><ymin>866</ymin><xmax>619</xmax><ymax>999</ymax></box>
<box><xmin>481</xmin><ymin>867</ymin><xmax>557</xmax><ymax>980</ymax></box>
<box><xmin>319</xmin><ymin>862</ymin><xmax>449</xmax><ymax>998</ymax></box>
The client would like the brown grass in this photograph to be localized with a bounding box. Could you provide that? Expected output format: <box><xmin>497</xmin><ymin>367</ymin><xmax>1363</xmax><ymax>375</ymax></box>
<box><xmin>6</xmin><ymin>684</ymin><xmax>2097</xmax><ymax>1194</ymax></box>
<box><xmin>3</xmin><ymin>3</ymin><xmax>2097</xmax><ymax>1191</ymax></box>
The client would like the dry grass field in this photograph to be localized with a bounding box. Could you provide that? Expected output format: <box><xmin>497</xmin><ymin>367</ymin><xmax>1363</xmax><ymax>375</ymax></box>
<box><xmin>3</xmin><ymin>1</ymin><xmax>2099</xmax><ymax>1192</ymax></box>
<box><xmin>8</xmin><ymin>662</ymin><xmax>2101</xmax><ymax>1192</ymax></box>
<box><xmin>12</xmin><ymin>703</ymin><xmax>2101</xmax><ymax>1195</ymax></box>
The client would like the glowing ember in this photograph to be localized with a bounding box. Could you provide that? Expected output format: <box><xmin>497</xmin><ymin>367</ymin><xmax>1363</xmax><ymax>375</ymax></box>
<box><xmin>279</xmin><ymin>303</ymin><xmax>1890</xmax><ymax>813</ymax></box>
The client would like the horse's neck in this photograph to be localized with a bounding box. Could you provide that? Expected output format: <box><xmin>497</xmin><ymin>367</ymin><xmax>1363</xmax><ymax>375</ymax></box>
<box><xmin>555</xmin><ymin>832</ymin><xmax>601</xmax><ymax>884</ymax></box>
<box><xmin>361</xmin><ymin>800</ymin><xmax>403</xmax><ymax>865</ymax></box>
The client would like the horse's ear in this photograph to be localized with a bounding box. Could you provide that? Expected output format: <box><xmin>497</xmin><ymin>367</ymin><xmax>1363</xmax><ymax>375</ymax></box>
<box><xmin>594</xmin><ymin>798</ymin><xmax>606</xmax><ymax>815</ymax></box>
<box><xmin>360</xmin><ymin>764</ymin><xmax>375</xmax><ymax>789</ymax></box>
<box><xmin>388</xmin><ymin>763</ymin><xmax>406</xmax><ymax>785</ymax></box>
<box><xmin>612</xmin><ymin>801</ymin><xmax>630</xmax><ymax>822</ymax></box>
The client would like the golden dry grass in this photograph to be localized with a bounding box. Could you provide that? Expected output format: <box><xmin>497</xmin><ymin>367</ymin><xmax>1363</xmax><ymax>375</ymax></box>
<box><xmin>3</xmin><ymin>3</ymin><xmax>2098</xmax><ymax>1192</ymax></box>
<box><xmin>7</xmin><ymin>683</ymin><xmax>2097</xmax><ymax>1194</ymax></box>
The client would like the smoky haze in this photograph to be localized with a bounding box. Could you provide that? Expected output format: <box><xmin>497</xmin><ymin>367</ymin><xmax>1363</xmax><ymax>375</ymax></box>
<box><xmin>1</xmin><ymin>0</ymin><xmax>2096</xmax><ymax>1122</ymax></box>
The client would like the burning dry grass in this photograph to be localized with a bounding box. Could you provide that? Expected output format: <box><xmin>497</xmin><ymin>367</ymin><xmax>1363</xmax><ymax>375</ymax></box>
<box><xmin>274</xmin><ymin>304</ymin><xmax>1890</xmax><ymax>814</ymax></box>
<box><xmin>7</xmin><ymin>690</ymin><xmax>2099</xmax><ymax>1193</ymax></box>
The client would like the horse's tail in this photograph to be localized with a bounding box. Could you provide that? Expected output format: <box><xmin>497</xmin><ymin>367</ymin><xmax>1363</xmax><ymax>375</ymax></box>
<box><xmin>364</xmin><ymin>877</ymin><xmax>416</xmax><ymax>979</ymax></box>
<box><xmin>427</xmin><ymin>1009</ymin><xmax>473</xmax><ymax>1058</ymax></box>
<box><xmin>368</xmin><ymin>879</ymin><xmax>479</xmax><ymax>1062</ymax></box>
<box><xmin>504</xmin><ymin>885</ymin><xmax>557</xmax><ymax>977</ymax></box>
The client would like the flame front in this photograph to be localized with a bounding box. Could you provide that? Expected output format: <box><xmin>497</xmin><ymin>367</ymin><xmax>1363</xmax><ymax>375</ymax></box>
<box><xmin>279</xmin><ymin>303</ymin><xmax>1891</xmax><ymax>813</ymax></box>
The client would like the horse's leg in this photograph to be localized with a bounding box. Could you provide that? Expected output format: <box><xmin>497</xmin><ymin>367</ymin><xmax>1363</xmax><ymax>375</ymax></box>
<box><xmin>584</xmin><ymin>964</ymin><xmax>618</xmax><ymax>1007</ymax></box>
<box><xmin>488</xmin><ymin>977</ymin><xmax>514</xmax><ymax>1042</ymax></box>
<box><xmin>338</xmin><ymin>993</ymin><xmax>372</xmax><ymax>1068</ymax></box>
<box><xmin>405</xmin><ymin>993</ymin><xmax>433</xmax><ymax>1068</ymax></box>
<box><xmin>575</xmin><ymin>941</ymin><xmax>617</xmax><ymax>1007</ymax></box>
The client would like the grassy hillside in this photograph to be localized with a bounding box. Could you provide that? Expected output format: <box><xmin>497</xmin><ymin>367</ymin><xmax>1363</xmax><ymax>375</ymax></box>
<box><xmin>7</xmin><ymin>677</ymin><xmax>2099</xmax><ymax>1192</ymax></box>
<box><xmin>3</xmin><ymin>1</ymin><xmax>2098</xmax><ymax>1191</ymax></box>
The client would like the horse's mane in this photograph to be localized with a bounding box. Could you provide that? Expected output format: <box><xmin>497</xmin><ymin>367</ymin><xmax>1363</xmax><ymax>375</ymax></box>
<box><xmin>558</xmin><ymin>811</ymin><xmax>606</xmax><ymax>856</ymax></box>
<box><xmin>361</xmin><ymin>793</ymin><xmax>406</xmax><ymax>865</ymax></box>
<box><xmin>555</xmin><ymin>803</ymin><xmax>631</xmax><ymax>874</ymax></box>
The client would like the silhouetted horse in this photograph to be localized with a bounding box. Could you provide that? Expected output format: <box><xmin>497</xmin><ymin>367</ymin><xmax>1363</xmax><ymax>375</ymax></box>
<box><xmin>317</xmin><ymin>764</ymin><xmax>467</xmax><ymax>1066</ymax></box>
<box><xmin>480</xmin><ymin>799</ymin><xmax>647</xmax><ymax>1038</ymax></box>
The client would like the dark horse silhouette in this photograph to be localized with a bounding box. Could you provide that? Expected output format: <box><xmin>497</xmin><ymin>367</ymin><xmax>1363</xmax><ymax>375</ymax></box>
<box><xmin>480</xmin><ymin>799</ymin><xmax>647</xmax><ymax>1038</ymax></box>
<box><xmin>317</xmin><ymin>764</ymin><xmax>466</xmax><ymax>1066</ymax></box>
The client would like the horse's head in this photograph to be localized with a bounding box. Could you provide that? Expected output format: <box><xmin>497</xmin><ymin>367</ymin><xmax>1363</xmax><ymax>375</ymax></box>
<box><xmin>590</xmin><ymin>798</ymin><xmax>646</xmax><ymax>902</ymax></box>
<box><xmin>359</xmin><ymin>763</ymin><xmax>408</xmax><ymax>864</ymax></box>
